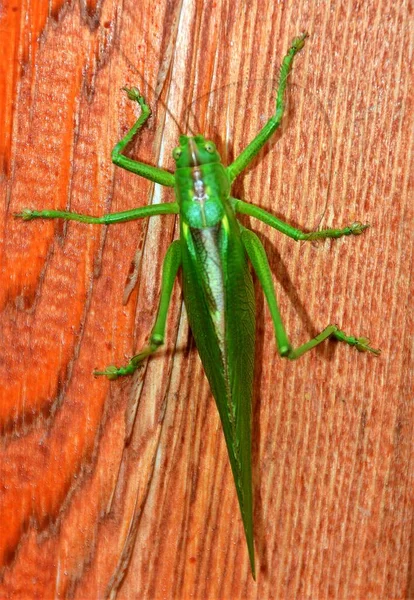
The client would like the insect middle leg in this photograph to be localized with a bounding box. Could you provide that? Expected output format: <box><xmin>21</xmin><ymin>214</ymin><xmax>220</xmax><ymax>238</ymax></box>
<box><xmin>94</xmin><ymin>240</ymin><xmax>182</xmax><ymax>379</ymax></box>
<box><xmin>240</xmin><ymin>228</ymin><xmax>380</xmax><ymax>357</ymax></box>
<box><xmin>233</xmin><ymin>198</ymin><xmax>370</xmax><ymax>241</ymax></box>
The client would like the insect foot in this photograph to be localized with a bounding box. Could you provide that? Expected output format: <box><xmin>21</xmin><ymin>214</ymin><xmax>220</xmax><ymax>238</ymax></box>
<box><xmin>122</xmin><ymin>86</ymin><xmax>140</xmax><ymax>100</ymax></box>
<box><xmin>121</xmin><ymin>86</ymin><xmax>149</xmax><ymax>111</ymax></box>
<box><xmin>354</xmin><ymin>337</ymin><xmax>381</xmax><ymax>355</ymax></box>
<box><xmin>292</xmin><ymin>31</ymin><xmax>309</xmax><ymax>51</ymax></box>
<box><xmin>350</xmin><ymin>221</ymin><xmax>370</xmax><ymax>235</ymax></box>
<box><xmin>93</xmin><ymin>366</ymin><xmax>120</xmax><ymax>380</ymax></box>
<box><xmin>13</xmin><ymin>208</ymin><xmax>35</xmax><ymax>220</ymax></box>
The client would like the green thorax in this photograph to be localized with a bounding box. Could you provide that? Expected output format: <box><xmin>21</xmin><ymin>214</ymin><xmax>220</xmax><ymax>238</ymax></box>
<box><xmin>173</xmin><ymin>135</ymin><xmax>231</xmax><ymax>229</ymax></box>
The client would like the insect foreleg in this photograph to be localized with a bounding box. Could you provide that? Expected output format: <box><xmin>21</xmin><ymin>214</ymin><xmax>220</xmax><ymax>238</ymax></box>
<box><xmin>227</xmin><ymin>33</ymin><xmax>308</xmax><ymax>182</ymax></box>
<box><xmin>240</xmin><ymin>228</ymin><xmax>380</xmax><ymax>357</ymax></box>
<box><xmin>94</xmin><ymin>240</ymin><xmax>182</xmax><ymax>379</ymax></box>
<box><xmin>111</xmin><ymin>87</ymin><xmax>175</xmax><ymax>187</ymax></box>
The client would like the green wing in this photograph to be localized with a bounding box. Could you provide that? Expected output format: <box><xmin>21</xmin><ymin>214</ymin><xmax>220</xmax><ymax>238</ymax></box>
<box><xmin>180</xmin><ymin>207</ymin><xmax>256</xmax><ymax>576</ymax></box>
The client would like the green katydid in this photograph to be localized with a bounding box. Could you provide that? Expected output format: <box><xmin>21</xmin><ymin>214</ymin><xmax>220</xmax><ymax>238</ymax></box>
<box><xmin>15</xmin><ymin>33</ymin><xmax>380</xmax><ymax>578</ymax></box>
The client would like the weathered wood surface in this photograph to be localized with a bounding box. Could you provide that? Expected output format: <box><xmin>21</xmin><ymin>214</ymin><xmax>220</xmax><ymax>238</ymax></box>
<box><xmin>0</xmin><ymin>1</ymin><xmax>412</xmax><ymax>598</ymax></box>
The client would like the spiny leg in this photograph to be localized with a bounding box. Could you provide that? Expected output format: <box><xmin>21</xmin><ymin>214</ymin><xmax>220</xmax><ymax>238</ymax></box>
<box><xmin>227</xmin><ymin>32</ymin><xmax>308</xmax><ymax>182</ymax></box>
<box><xmin>240</xmin><ymin>227</ymin><xmax>380</xmax><ymax>357</ymax></box>
<box><xmin>232</xmin><ymin>197</ymin><xmax>369</xmax><ymax>242</ymax></box>
<box><xmin>94</xmin><ymin>240</ymin><xmax>182</xmax><ymax>379</ymax></box>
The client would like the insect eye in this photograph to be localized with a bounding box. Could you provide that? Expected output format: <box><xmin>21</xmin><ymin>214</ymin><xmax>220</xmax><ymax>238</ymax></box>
<box><xmin>204</xmin><ymin>142</ymin><xmax>215</xmax><ymax>153</ymax></box>
<box><xmin>172</xmin><ymin>148</ymin><xmax>182</xmax><ymax>160</ymax></box>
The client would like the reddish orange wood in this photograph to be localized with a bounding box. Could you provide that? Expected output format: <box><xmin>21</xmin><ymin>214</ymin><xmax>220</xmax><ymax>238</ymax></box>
<box><xmin>0</xmin><ymin>1</ymin><xmax>412</xmax><ymax>598</ymax></box>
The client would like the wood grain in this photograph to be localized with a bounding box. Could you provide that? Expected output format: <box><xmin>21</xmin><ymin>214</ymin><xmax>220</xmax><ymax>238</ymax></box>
<box><xmin>0</xmin><ymin>1</ymin><xmax>412</xmax><ymax>598</ymax></box>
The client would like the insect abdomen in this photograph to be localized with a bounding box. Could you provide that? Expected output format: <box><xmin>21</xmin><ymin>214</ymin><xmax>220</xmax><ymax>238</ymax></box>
<box><xmin>180</xmin><ymin>208</ymin><xmax>256</xmax><ymax>573</ymax></box>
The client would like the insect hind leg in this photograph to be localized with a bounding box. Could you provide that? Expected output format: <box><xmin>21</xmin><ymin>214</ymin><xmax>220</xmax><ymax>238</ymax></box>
<box><xmin>240</xmin><ymin>227</ymin><xmax>380</xmax><ymax>359</ymax></box>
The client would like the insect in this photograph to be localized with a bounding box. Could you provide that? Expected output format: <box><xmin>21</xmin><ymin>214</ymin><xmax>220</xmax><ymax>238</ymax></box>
<box><xmin>15</xmin><ymin>33</ymin><xmax>380</xmax><ymax>578</ymax></box>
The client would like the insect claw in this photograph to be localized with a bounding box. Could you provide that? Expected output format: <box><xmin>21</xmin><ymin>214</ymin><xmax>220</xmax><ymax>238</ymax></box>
<box><xmin>351</xmin><ymin>221</ymin><xmax>370</xmax><ymax>235</ymax></box>
<box><xmin>122</xmin><ymin>86</ymin><xmax>150</xmax><ymax>113</ymax></box>
<box><xmin>355</xmin><ymin>337</ymin><xmax>381</xmax><ymax>355</ymax></box>
<box><xmin>13</xmin><ymin>208</ymin><xmax>34</xmax><ymax>220</ymax></box>
<box><xmin>292</xmin><ymin>31</ymin><xmax>309</xmax><ymax>51</ymax></box>
<box><xmin>122</xmin><ymin>85</ymin><xmax>139</xmax><ymax>99</ymax></box>
<box><xmin>94</xmin><ymin>365</ymin><xmax>120</xmax><ymax>380</ymax></box>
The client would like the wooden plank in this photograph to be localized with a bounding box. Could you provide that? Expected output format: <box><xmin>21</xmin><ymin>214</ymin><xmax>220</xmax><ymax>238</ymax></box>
<box><xmin>0</xmin><ymin>0</ymin><xmax>412</xmax><ymax>598</ymax></box>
